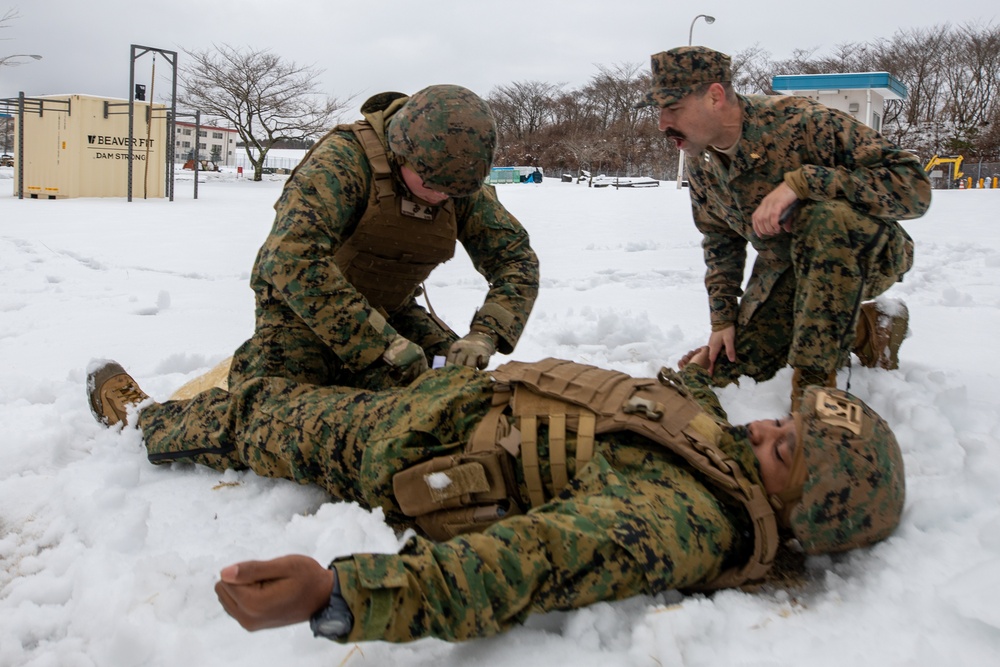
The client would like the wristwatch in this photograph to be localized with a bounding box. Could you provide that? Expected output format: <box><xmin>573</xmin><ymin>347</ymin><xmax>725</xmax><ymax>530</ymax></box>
<box><xmin>309</xmin><ymin>567</ymin><xmax>354</xmax><ymax>641</ymax></box>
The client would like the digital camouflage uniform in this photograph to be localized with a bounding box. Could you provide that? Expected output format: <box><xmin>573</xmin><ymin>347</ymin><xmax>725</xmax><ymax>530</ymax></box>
<box><xmin>138</xmin><ymin>89</ymin><xmax>539</xmax><ymax>452</ymax></box>
<box><xmin>688</xmin><ymin>93</ymin><xmax>931</xmax><ymax>383</ymax></box>
<box><xmin>232</xmin><ymin>90</ymin><xmax>539</xmax><ymax>390</ymax></box>
<box><xmin>139</xmin><ymin>362</ymin><xmax>762</xmax><ymax>643</ymax></box>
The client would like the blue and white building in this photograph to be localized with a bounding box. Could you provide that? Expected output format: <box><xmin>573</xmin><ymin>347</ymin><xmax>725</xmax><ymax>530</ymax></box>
<box><xmin>771</xmin><ymin>72</ymin><xmax>907</xmax><ymax>134</ymax></box>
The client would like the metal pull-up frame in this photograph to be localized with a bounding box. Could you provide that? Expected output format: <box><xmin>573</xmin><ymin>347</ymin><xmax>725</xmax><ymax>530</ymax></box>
<box><xmin>127</xmin><ymin>44</ymin><xmax>178</xmax><ymax>202</ymax></box>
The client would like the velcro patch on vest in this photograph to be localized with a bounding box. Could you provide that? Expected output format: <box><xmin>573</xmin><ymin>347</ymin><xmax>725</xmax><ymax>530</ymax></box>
<box><xmin>401</xmin><ymin>198</ymin><xmax>437</xmax><ymax>221</ymax></box>
<box><xmin>426</xmin><ymin>463</ymin><xmax>490</xmax><ymax>503</ymax></box>
<box><xmin>394</xmin><ymin>452</ymin><xmax>512</xmax><ymax>518</ymax></box>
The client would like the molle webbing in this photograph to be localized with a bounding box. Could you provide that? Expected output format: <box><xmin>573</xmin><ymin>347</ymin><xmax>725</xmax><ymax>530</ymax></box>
<box><xmin>490</xmin><ymin>358</ymin><xmax>778</xmax><ymax>590</ymax></box>
<box><xmin>331</xmin><ymin>121</ymin><xmax>458</xmax><ymax>313</ymax></box>
<box><xmin>511</xmin><ymin>386</ymin><xmax>596</xmax><ymax>507</ymax></box>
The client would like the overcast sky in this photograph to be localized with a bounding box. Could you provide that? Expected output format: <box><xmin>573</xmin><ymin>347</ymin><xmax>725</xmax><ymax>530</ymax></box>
<box><xmin>2</xmin><ymin>0</ymin><xmax>997</xmax><ymax>118</ymax></box>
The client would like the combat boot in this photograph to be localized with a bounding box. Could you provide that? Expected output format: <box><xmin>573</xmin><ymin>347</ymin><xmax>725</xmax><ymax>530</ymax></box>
<box><xmin>790</xmin><ymin>368</ymin><xmax>837</xmax><ymax>413</ymax></box>
<box><xmin>88</xmin><ymin>361</ymin><xmax>150</xmax><ymax>427</ymax></box>
<box><xmin>854</xmin><ymin>300</ymin><xmax>908</xmax><ymax>370</ymax></box>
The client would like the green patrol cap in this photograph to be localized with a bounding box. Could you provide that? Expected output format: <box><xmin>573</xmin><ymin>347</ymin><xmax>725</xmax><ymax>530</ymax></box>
<box><xmin>387</xmin><ymin>84</ymin><xmax>497</xmax><ymax>197</ymax></box>
<box><xmin>789</xmin><ymin>387</ymin><xmax>906</xmax><ymax>555</ymax></box>
<box><xmin>635</xmin><ymin>46</ymin><xmax>732</xmax><ymax>109</ymax></box>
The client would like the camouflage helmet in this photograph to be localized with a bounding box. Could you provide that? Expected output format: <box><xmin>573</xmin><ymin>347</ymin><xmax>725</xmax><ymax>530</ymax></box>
<box><xmin>387</xmin><ymin>84</ymin><xmax>497</xmax><ymax>197</ymax></box>
<box><xmin>787</xmin><ymin>387</ymin><xmax>905</xmax><ymax>554</ymax></box>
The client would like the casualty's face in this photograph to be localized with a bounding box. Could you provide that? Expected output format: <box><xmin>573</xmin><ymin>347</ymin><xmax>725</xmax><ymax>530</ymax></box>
<box><xmin>746</xmin><ymin>417</ymin><xmax>798</xmax><ymax>495</ymax></box>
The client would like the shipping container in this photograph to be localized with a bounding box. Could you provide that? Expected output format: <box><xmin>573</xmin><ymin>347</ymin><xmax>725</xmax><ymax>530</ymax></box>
<box><xmin>14</xmin><ymin>94</ymin><xmax>167</xmax><ymax>199</ymax></box>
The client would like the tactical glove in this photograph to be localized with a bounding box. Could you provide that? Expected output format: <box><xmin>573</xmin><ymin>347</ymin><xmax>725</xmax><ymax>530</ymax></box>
<box><xmin>382</xmin><ymin>335</ymin><xmax>429</xmax><ymax>383</ymax></box>
<box><xmin>445</xmin><ymin>331</ymin><xmax>496</xmax><ymax>370</ymax></box>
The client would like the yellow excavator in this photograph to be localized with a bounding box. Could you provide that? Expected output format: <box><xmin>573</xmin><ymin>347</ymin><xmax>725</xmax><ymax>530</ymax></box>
<box><xmin>924</xmin><ymin>155</ymin><xmax>964</xmax><ymax>185</ymax></box>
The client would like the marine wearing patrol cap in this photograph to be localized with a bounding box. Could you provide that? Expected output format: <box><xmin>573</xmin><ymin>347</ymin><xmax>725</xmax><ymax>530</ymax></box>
<box><xmin>635</xmin><ymin>46</ymin><xmax>732</xmax><ymax>109</ymax></box>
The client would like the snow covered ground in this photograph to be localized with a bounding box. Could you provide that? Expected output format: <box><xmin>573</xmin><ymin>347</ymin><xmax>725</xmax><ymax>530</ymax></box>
<box><xmin>1</xmin><ymin>167</ymin><xmax>999</xmax><ymax>666</ymax></box>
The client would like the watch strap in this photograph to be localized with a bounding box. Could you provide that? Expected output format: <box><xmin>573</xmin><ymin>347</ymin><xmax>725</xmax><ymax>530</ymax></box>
<box><xmin>309</xmin><ymin>566</ymin><xmax>354</xmax><ymax>640</ymax></box>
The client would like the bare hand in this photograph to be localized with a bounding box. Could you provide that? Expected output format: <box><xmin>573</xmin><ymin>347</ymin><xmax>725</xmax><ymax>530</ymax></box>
<box><xmin>751</xmin><ymin>183</ymin><xmax>800</xmax><ymax>237</ymax></box>
<box><xmin>678</xmin><ymin>346</ymin><xmax>711</xmax><ymax>370</ymax></box>
<box><xmin>215</xmin><ymin>555</ymin><xmax>334</xmax><ymax>632</ymax></box>
<box><xmin>707</xmin><ymin>326</ymin><xmax>737</xmax><ymax>376</ymax></box>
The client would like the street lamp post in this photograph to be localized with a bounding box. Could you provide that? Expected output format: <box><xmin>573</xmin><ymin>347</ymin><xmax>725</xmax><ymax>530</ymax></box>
<box><xmin>688</xmin><ymin>14</ymin><xmax>715</xmax><ymax>45</ymax></box>
<box><xmin>676</xmin><ymin>15</ymin><xmax>715</xmax><ymax>190</ymax></box>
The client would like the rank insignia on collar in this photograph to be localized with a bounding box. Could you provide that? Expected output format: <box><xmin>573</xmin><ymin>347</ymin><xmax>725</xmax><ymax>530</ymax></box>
<box><xmin>750</xmin><ymin>153</ymin><xmax>761</xmax><ymax>160</ymax></box>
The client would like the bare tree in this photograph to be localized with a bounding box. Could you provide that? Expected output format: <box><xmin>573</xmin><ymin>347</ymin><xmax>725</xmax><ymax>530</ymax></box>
<box><xmin>979</xmin><ymin>106</ymin><xmax>1000</xmax><ymax>159</ymax></box>
<box><xmin>559</xmin><ymin>134</ymin><xmax>611</xmax><ymax>185</ymax></box>
<box><xmin>528</xmin><ymin>90</ymin><xmax>600</xmax><ymax>173</ymax></box>
<box><xmin>941</xmin><ymin>23</ymin><xmax>1000</xmax><ymax>139</ymax></box>
<box><xmin>583</xmin><ymin>63</ymin><xmax>651</xmax><ymax>174</ymax></box>
<box><xmin>488</xmin><ymin>81</ymin><xmax>565</xmax><ymax>169</ymax></box>
<box><xmin>887</xmin><ymin>27</ymin><xmax>949</xmax><ymax>126</ymax></box>
<box><xmin>482</xmin><ymin>22</ymin><xmax>1000</xmax><ymax>179</ymax></box>
<box><xmin>773</xmin><ymin>47</ymin><xmax>823</xmax><ymax>75</ymax></box>
<box><xmin>2</xmin><ymin>8</ymin><xmax>40</xmax><ymax>156</ymax></box>
<box><xmin>0</xmin><ymin>7</ymin><xmax>18</xmax><ymax>43</ymax></box>
<box><xmin>1</xmin><ymin>8</ymin><xmax>42</xmax><ymax>68</ymax></box>
<box><xmin>489</xmin><ymin>81</ymin><xmax>561</xmax><ymax>141</ymax></box>
<box><xmin>866</xmin><ymin>27</ymin><xmax>949</xmax><ymax>150</ymax></box>
<box><xmin>179</xmin><ymin>45</ymin><xmax>349</xmax><ymax>181</ymax></box>
<box><xmin>731</xmin><ymin>44</ymin><xmax>776</xmax><ymax>94</ymax></box>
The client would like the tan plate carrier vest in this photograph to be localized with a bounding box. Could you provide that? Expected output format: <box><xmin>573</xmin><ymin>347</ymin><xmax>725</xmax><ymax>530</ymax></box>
<box><xmin>331</xmin><ymin>121</ymin><xmax>459</xmax><ymax>314</ymax></box>
<box><xmin>392</xmin><ymin>358</ymin><xmax>779</xmax><ymax>590</ymax></box>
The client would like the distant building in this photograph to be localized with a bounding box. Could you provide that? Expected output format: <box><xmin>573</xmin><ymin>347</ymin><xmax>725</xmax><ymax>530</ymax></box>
<box><xmin>771</xmin><ymin>72</ymin><xmax>907</xmax><ymax>134</ymax></box>
<box><xmin>174</xmin><ymin>121</ymin><xmax>240</xmax><ymax>166</ymax></box>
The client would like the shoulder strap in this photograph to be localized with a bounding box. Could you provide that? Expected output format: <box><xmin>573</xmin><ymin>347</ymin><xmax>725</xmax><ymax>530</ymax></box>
<box><xmin>282</xmin><ymin>92</ymin><xmax>407</xmax><ymax>186</ymax></box>
<box><xmin>350</xmin><ymin>121</ymin><xmax>396</xmax><ymax>215</ymax></box>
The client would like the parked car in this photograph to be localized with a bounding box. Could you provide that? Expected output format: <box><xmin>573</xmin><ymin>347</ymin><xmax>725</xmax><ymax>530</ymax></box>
<box><xmin>0</xmin><ymin>154</ymin><xmax>14</xmax><ymax>167</ymax></box>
